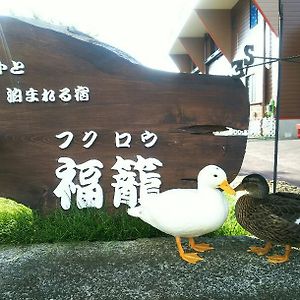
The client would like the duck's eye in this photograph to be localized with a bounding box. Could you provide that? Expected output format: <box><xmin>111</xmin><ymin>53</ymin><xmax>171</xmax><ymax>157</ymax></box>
<box><xmin>213</xmin><ymin>174</ymin><xmax>218</xmax><ymax>177</ymax></box>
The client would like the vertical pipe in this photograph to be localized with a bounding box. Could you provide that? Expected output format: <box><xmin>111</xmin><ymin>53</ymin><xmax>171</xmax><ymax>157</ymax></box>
<box><xmin>273</xmin><ymin>0</ymin><xmax>283</xmax><ymax>193</ymax></box>
<box><xmin>262</xmin><ymin>19</ymin><xmax>266</xmax><ymax>116</ymax></box>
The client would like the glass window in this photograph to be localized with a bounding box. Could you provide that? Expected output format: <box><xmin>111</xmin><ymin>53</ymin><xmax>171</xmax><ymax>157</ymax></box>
<box><xmin>250</xmin><ymin>1</ymin><xmax>258</xmax><ymax>29</ymax></box>
<box><xmin>205</xmin><ymin>34</ymin><xmax>218</xmax><ymax>57</ymax></box>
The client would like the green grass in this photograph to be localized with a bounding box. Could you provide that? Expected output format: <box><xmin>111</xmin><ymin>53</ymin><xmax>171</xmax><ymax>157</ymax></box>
<box><xmin>0</xmin><ymin>195</ymin><xmax>249</xmax><ymax>245</ymax></box>
<box><xmin>212</xmin><ymin>194</ymin><xmax>250</xmax><ymax>236</ymax></box>
<box><xmin>0</xmin><ymin>198</ymin><xmax>34</xmax><ymax>244</ymax></box>
<box><xmin>30</xmin><ymin>207</ymin><xmax>165</xmax><ymax>244</ymax></box>
<box><xmin>0</xmin><ymin>197</ymin><xmax>164</xmax><ymax>244</ymax></box>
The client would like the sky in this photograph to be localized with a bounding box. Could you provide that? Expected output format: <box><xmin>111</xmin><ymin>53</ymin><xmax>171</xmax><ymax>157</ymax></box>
<box><xmin>0</xmin><ymin>0</ymin><xmax>197</xmax><ymax>72</ymax></box>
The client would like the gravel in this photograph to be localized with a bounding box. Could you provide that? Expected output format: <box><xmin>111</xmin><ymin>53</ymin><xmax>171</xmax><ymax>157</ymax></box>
<box><xmin>272</xmin><ymin>180</ymin><xmax>300</xmax><ymax>193</ymax></box>
<box><xmin>0</xmin><ymin>236</ymin><xmax>300</xmax><ymax>300</ymax></box>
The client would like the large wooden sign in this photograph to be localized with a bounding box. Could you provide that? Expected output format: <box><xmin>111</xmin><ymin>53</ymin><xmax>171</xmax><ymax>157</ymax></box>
<box><xmin>0</xmin><ymin>17</ymin><xmax>249</xmax><ymax>212</ymax></box>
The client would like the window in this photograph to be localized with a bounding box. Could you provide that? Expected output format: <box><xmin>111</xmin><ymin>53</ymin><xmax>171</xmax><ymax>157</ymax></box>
<box><xmin>205</xmin><ymin>34</ymin><xmax>218</xmax><ymax>57</ymax></box>
<box><xmin>250</xmin><ymin>1</ymin><xmax>258</xmax><ymax>29</ymax></box>
<box><xmin>245</xmin><ymin>74</ymin><xmax>256</xmax><ymax>103</ymax></box>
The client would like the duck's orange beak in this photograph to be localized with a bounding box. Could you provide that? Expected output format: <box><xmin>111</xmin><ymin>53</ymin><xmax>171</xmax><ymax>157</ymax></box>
<box><xmin>219</xmin><ymin>180</ymin><xmax>236</xmax><ymax>195</ymax></box>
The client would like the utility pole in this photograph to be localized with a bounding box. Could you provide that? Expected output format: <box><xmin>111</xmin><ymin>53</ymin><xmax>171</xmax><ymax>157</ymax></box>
<box><xmin>272</xmin><ymin>0</ymin><xmax>283</xmax><ymax>193</ymax></box>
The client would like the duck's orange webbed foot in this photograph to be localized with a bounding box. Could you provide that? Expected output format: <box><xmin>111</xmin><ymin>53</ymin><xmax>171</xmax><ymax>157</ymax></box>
<box><xmin>180</xmin><ymin>252</ymin><xmax>204</xmax><ymax>264</ymax></box>
<box><xmin>247</xmin><ymin>241</ymin><xmax>272</xmax><ymax>256</ymax></box>
<box><xmin>267</xmin><ymin>245</ymin><xmax>291</xmax><ymax>264</ymax></box>
<box><xmin>175</xmin><ymin>237</ymin><xmax>203</xmax><ymax>264</ymax></box>
<box><xmin>189</xmin><ymin>238</ymin><xmax>214</xmax><ymax>253</ymax></box>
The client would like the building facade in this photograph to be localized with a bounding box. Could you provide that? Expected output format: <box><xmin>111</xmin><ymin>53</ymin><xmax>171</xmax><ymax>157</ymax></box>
<box><xmin>169</xmin><ymin>0</ymin><xmax>300</xmax><ymax>139</ymax></box>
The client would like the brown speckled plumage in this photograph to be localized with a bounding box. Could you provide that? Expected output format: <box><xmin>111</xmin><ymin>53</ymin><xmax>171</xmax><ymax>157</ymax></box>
<box><xmin>235</xmin><ymin>174</ymin><xmax>300</xmax><ymax>246</ymax></box>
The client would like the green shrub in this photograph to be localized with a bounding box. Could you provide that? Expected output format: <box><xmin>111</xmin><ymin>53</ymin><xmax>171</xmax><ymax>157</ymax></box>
<box><xmin>0</xmin><ymin>197</ymin><xmax>34</xmax><ymax>244</ymax></box>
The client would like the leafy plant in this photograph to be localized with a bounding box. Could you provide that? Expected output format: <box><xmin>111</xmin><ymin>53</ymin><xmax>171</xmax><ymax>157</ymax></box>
<box><xmin>0</xmin><ymin>198</ymin><xmax>34</xmax><ymax>244</ymax></box>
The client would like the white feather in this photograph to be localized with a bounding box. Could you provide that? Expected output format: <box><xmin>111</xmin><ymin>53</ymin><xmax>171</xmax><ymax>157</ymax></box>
<box><xmin>127</xmin><ymin>165</ymin><xmax>232</xmax><ymax>238</ymax></box>
<box><xmin>236</xmin><ymin>190</ymin><xmax>249</xmax><ymax>199</ymax></box>
<box><xmin>295</xmin><ymin>218</ymin><xmax>300</xmax><ymax>225</ymax></box>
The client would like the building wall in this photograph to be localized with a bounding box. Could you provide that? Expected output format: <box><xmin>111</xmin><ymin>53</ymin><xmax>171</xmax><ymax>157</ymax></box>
<box><xmin>280</xmin><ymin>0</ymin><xmax>300</xmax><ymax>120</ymax></box>
<box><xmin>171</xmin><ymin>0</ymin><xmax>300</xmax><ymax>138</ymax></box>
<box><xmin>279</xmin><ymin>119</ymin><xmax>300</xmax><ymax>139</ymax></box>
<box><xmin>255</xmin><ymin>0</ymin><xmax>279</xmax><ymax>35</ymax></box>
<box><xmin>231</xmin><ymin>0</ymin><xmax>251</xmax><ymax>57</ymax></box>
<box><xmin>231</xmin><ymin>0</ymin><xmax>273</xmax><ymax>120</ymax></box>
<box><xmin>203</xmin><ymin>0</ymin><xmax>278</xmax><ymax>120</ymax></box>
<box><xmin>264</xmin><ymin>25</ymin><xmax>279</xmax><ymax>108</ymax></box>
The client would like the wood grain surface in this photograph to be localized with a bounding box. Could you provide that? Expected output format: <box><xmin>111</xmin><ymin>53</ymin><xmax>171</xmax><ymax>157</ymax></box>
<box><xmin>0</xmin><ymin>17</ymin><xmax>249</xmax><ymax>212</ymax></box>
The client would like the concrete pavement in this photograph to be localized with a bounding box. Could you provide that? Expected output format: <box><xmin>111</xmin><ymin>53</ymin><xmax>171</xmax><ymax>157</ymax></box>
<box><xmin>1</xmin><ymin>236</ymin><xmax>300</xmax><ymax>300</ymax></box>
<box><xmin>239</xmin><ymin>139</ymin><xmax>300</xmax><ymax>187</ymax></box>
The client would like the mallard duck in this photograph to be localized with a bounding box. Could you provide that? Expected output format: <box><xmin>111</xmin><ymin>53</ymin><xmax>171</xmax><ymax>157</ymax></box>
<box><xmin>235</xmin><ymin>174</ymin><xmax>300</xmax><ymax>264</ymax></box>
<box><xmin>128</xmin><ymin>165</ymin><xmax>235</xmax><ymax>264</ymax></box>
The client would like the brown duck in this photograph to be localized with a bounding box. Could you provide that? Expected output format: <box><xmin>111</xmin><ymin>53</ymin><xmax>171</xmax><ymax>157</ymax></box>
<box><xmin>235</xmin><ymin>174</ymin><xmax>300</xmax><ymax>264</ymax></box>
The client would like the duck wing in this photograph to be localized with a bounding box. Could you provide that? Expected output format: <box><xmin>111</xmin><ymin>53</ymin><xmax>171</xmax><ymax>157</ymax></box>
<box><xmin>272</xmin><ymin>192</ymin><xmax>300</xmax><ymax>201</ymax></box>
<box><xmin>264</xmin><ymin>193</ymin><xmax>300</xmax><ymax>221</ymax></box>
<box><xmin>255</xmin><ymin>194</ymin><xmax>300</xmax><ymax>243</ymax></box>
<box><xmin>236</xmin><ymin>191</ymin><xmax>300</xmax><ymax>244</ymax></box>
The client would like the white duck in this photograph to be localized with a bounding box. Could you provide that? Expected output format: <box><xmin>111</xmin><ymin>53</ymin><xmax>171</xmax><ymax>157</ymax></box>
<box><xmin>128</xmin><ymin>165</ymin><xmax>235</xmax><ymax>264</ymax></box>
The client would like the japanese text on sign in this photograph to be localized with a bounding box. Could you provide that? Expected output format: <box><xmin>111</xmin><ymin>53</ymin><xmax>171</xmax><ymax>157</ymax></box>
<box><xmin>54</xmin><ymin>130</ymin><xmax>163</xmax><ymax>210</ymax></box>
<box><xmin>1</xmin><ymin>59</ymin><xmax>90</xmax><ymax>103</ymax></box>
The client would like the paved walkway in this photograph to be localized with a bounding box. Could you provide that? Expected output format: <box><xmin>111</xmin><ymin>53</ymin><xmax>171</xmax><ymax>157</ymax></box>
<box><xmin>239</xmin><ymin>139</ymin><xmax>300</xmax><ymax>187</ymax></box>
<box><xmin>1</xmin><ymin>236</ymin><xmax>300</xmax><ymax>300</ymax></box>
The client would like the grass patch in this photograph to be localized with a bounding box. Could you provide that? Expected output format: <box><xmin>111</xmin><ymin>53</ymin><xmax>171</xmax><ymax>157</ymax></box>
<box><xmin>0</xmin><ymin>198</ymin><xmax>164</xmax><ymax>244</ymax></box>
<box><xmin>30</xmin><ymin>207</ymin><xmax>165</xmax><ymax>244</ymax></box>
<box><xmin>0</xmin><ymin>198</ymin><xmax>34</xmax><ymax>244</ymax></box>
<box><xmin>0</xmin><ymin>194</ymin><xmax>249</xmax><ymax>245</ymax></box>
<box><xmin>212</xmin><ymin>194</ymin><xmax>250</xmax><ymax>236</ymax></box>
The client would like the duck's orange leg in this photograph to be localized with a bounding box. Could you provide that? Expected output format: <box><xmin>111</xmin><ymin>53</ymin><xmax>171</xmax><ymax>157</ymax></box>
<box><xmin>267</xmin><ymin>244</ymin><xmax>292</xmax><ymax>264</ymax></box>
<box><xmin>248</xmin><ymin>241</ymin><xmax>272</xmax><ymax>256</ymax></box>
<box><xmin>175</xmin><ymin>236</ymin><xmax>203</xmax><ymax>264</ymax></box>
<box><xmin>189</xmin><ymin>238</ymin><xmax>214</xmax><ymax>253</ymax></box>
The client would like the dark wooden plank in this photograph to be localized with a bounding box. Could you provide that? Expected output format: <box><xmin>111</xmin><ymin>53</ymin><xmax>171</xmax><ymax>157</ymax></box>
<box><xmin>0</xmin><ymin>17</ymin><xmax>249</xmax><ymax>212</ymax></box>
